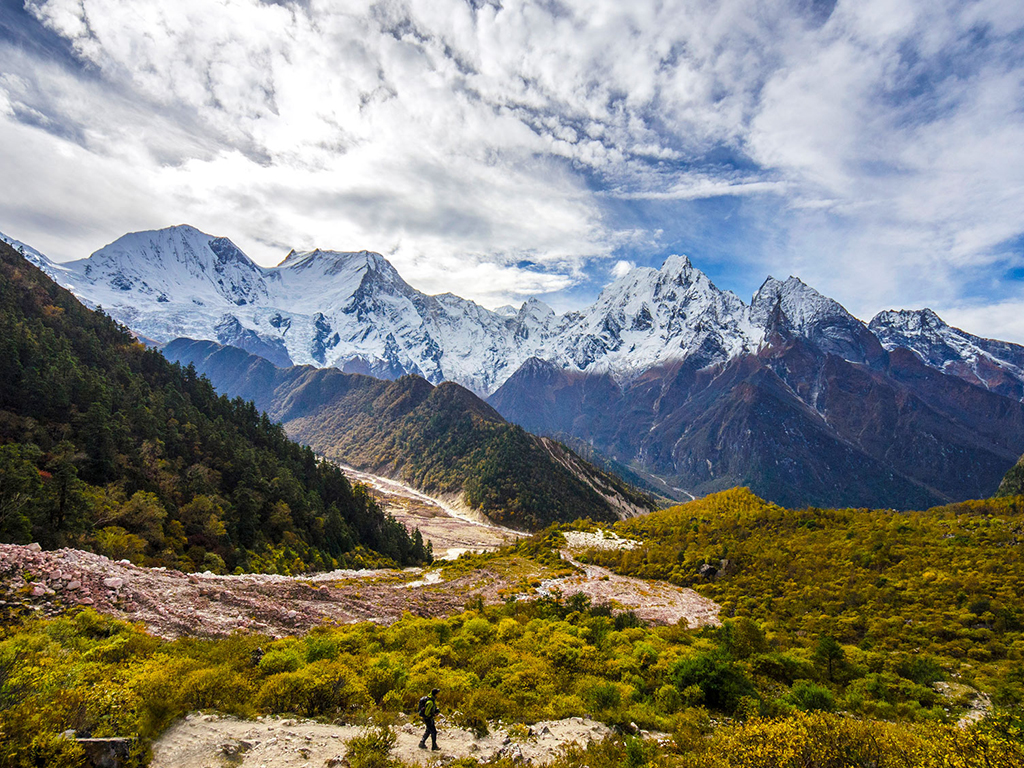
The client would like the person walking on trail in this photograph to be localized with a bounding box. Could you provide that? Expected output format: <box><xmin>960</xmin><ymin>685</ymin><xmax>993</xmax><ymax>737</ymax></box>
<box><xmin>418</xmin><ymin>687</ymin><xmax>441</xmax><ymax>751</ymax></box>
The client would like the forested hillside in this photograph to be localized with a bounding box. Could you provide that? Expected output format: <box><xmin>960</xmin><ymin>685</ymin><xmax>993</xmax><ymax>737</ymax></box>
<box><xmin>0</xmin><ymin>241</ymin><xmax>428</xmax><ymax>573</ymax></box>
<box><xmin>165</xmin><ymin>339</ymin><xmax>655</xmax><ymax>529</ymax></box>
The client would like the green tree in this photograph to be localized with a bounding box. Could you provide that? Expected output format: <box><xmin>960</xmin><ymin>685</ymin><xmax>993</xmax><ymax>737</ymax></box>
<box><xmin>0</xmin><ymin>444</ymin><xmax>42</xmax><ymax>542</ymax></box>
<box><xmin>812</xmin><ymin>635</ymin><xmax>845</xmax><ymax>683</ymax></box>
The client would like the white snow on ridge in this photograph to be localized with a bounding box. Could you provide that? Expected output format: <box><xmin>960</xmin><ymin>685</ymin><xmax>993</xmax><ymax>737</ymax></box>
<box><xmin>10</xmin><ymin>223</ymin><xmax>1024</xmax><ymax>397</ymax></box>
<box><xmin>870</xmin><ymin>308</ymin><xmax>1024</xmax><ymax>395</ymax></box>
<box><xmin>1</xmin><ymin>230</ymin><xmax>76</xmax><ymax>283</ymax></box>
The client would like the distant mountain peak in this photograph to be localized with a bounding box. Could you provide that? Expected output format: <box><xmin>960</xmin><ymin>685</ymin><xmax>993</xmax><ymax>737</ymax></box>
<box><xmin>15</xmin><ymin>224</ymin><xmax>1024</xmax><ymax>402</ymax></box>
<box><xmin>871</xmin><ymin>307</ymin><xmax>946</xmax><ymax>332</ymax></box>
<box><xmin>280</xmin><ymin>247</ymin><xmax>390</xmax><ymax>271</ymax></box>
<box><xmin>517</xmin><ymin>297</ymin><xmax>556</xmax><ymax>319</ymax></box>
<box><xmin>870</xmin><ymin>307</ymin><xmax>1024</xmax><ymax>398</ymax></box>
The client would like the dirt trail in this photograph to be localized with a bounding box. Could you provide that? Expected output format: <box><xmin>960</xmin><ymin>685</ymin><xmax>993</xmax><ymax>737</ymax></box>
<box><xmin>151</xmin><ymin>712</ymin><xmax>634</xmax><ymax>768</ymax></box>
<box><xmin>544</xmin><ymin>551</ymin><xmax>721</xmax><ymax>627</ymax></box>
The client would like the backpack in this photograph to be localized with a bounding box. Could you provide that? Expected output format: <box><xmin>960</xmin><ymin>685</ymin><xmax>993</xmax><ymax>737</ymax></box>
<box><xmin>417</xmin><ymin>695</ymin><xmax>429</xmax><ymax>718</ymax></box>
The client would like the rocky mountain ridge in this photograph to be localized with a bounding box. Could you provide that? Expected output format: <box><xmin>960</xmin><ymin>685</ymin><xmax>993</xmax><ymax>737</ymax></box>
<box><xmin>9</xmin><ymin>225</ymin><xmax>1023</xmax><ymax>400</ymax></box>
<box><xmin>9</xmin><ymin>224</ymin><xmax>1024</xmax><ymax>510</ymax></box>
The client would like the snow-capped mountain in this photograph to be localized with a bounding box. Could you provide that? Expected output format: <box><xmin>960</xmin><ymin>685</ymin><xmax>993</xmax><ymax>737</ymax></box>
<box><xmin>555</xmin><ymin>255</ymin><xmax>760</xmax><ymax>377</ymax></box>
<box><xmin>751</xmin><ymin>276</ymin><xmax>886</xmax><ymax>366</ymax></box>
<box><xmin>11</xmin><ymin>223</ymin><xmax>1024</xmax><ymax>400</ymax></box>
<box><xmin>12</xmin><ymin>225</ymin><xmax>559</xmax><ymax>392</ymax></box>
<box><xmin>15</xmin><ymin>225</ymin><xmax>770</xmax><ymax>394</ymax></box>
<box><xmin>0</xmin><ymin>231</ymin><xmax>75</xmax><ymax>280</ymax></box>
<box><xmin>870</xmin><ymin>309</ymin><xmax>1024</xmax><ymax>399</ymax></box>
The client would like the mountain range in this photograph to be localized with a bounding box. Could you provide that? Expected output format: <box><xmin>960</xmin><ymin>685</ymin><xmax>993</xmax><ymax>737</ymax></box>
<box><xmin>7</xmin><ymin>224</ymin><xmax>1024</xmax><ymax>510</ymax></box>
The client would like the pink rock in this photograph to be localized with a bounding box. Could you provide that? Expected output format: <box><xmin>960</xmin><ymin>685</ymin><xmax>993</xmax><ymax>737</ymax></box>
<box><xmin>78</xmin><ymin>597</ymin><xmax>94</xmax><ymax>605</ymax></box>
<box><xmin>31</xmin><ymin>586</ymin><xmax>46</xmax><ymax>597</ymax></box>
<box><xmin>26</xmin><ymin>543</ymin><xmax>41</xmax><ymax>552</ymax></box>
<box><xmin>103</xmin><ymin>577</ymin><xmax>124</xmax><ymax>589</ymax></box>
<box><xmin>66</xmin><ymin>581</ymin><xmax>81</xmax><ymax>590</ymax></box>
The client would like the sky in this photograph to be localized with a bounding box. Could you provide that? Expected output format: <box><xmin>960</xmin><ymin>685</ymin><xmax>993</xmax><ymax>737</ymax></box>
<box><xmin>1</xmin><ymin>0</ymin><xmax>1023</xmax><ymax>341</ymax></box>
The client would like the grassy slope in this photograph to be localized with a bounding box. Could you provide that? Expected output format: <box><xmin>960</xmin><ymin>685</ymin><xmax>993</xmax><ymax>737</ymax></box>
<box><xmin>581</xmin><ymin>487</ymin><xmax>1024</xmax><ymax>703</ymax></box>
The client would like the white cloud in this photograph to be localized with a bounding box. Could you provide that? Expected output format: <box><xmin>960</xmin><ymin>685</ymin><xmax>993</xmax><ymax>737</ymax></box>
<box><xmin>0</xmin><ymin>0</ymin><xmax>1021</xmax><ymax>326</ymax></box>
<box><xmin>743</xmin><ymin>0</ymin><xmax>1024</xmax><ymax>323</ymax></box>
<box><xmin>610</xmin><ymin>260</ymin><xmax>636</xmax><ymax>280</ymax></box>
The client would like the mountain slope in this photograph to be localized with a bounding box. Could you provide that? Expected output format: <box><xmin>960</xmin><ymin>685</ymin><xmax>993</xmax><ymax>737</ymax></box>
<box><xmin>0</xmin><ymin>240</ymin><xmax>428</xmax><ymax>572</ymax></box>
<box><xmin>20</xmin><ymin>224</ymin><xmax>1024</xmax><ymax>401</ymax></box>
<box><xmin>164</xmin><ymin>338</ymin><xmax>656</xmax><ymax>529</ymax></box>
<box><xmin>490</xmin><ymin>320</ymin><xmax>1024</xmax><ymax>510</ymax></box>
<box><xmin>997</xmin><ymin>451</ymin><xmax>1024</xmax><ymax>497</ymax></box>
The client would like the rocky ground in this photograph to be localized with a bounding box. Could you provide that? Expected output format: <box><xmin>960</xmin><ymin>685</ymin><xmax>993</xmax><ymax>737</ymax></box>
<box><xmin>0</xmin><ymin>472</ymin><xmax>720</xmax><ymax>639</ymax></box>
<box><xmin>0</xmin><ymin>536</ymin><xmax>719</xmax><ymax>639</ymax></box>
<box><xmin>0</xmin><ymin>542</ymin><xmax>524</xmax><ymax>639</ymax></box>
<box><xmin>150</xmin><ymin>712</ymin><xmax>648</xmax><ymax>768</ymax></box>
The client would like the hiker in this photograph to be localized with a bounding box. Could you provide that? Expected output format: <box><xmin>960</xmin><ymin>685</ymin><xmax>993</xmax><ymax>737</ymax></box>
<box><xmin>418</xmin><ymin>687</ymin><xmax>441</xmax><ymax>751</ymax></box>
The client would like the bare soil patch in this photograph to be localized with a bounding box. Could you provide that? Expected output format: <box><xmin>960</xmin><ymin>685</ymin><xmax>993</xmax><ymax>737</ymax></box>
<box><xmin>150</xmin><ymin>712</ymin><xmax>630</xmax><ymax>768</ymax></box>
<box><xmin>539</xmin><ymin>551</ymin><xmax>720</xmax><ymax>627</ymax></box>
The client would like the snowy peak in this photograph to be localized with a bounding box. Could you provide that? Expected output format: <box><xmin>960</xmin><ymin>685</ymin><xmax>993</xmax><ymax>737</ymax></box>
<box><xmin>751</xmin><ymin>276</ymin><xmax>855</xmax><ymax>329</ymax></box>
<box><xmin>751</xmin><ymin>275</ymin><xmax>884</xmax><ymax>365</ymax></box>
<box><xmin>870</xmin><ymin>308</ymin><xmax>1024</xmax><ymax>398</ymax></box>
<box><xmin>559</xmin><ymin>255</ymin><xmax>758</xmax><ymax>375</ymax></box>
<box><xmin>870</xmin><ymin>308</ymin><xmax>946</xmax><ymax>335</ymax></box>
<box><xmin>70</xmin><ymin>225</ymin><xmax>269</xmax><ymax>307</ymax></box>
<box><xmin>279</xmin><ymin>248</ymin><xmax>395</xmax><ymax>277</ymax></box>
<box><xmin>513</xmin><ymin>298</ymin><xmax>557</xmax><ymax>340</ymax></box>
<box><xmin>274</xmin><ymin>248</ymin><xmax>414</xmax><ymax>313</ymax></box>
<box><xmin>12</xmin><ymin>223</ymin><xmax>1022</xmax><ymax>401</ymax></box>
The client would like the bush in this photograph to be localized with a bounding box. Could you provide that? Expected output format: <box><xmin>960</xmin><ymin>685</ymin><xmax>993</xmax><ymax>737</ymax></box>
<box><xmin>255</xmin><ymin>661</ymin><xmax>366</xmax><ymax>717</ymax></box>
<box><xmin>789</xmin><ymin>680</ymin><xmax>836</xmax><ymax>712</ymax></box>
<box><xmin>670</xmin><ymin>651</ymin><xmax>756</xmax><ymax>715</ymax></box>
<box><xmin>895</xmin><ymin>654</ymin><xmax>945</xmax><ymax>686</ymax></box>
<box><xmin>258</xmin><ymin>646</ymin><xmax>304</xmax><ymax>675</ymax></box>
<box><xmin>344</xmin><ymin>725</ymin><xmax>398</xmax><ymax>768</ymax></box>
<box><xmin>750</xmin><ymin>652</ymin><xmax>814</xmax><ymax>685</ymax></box>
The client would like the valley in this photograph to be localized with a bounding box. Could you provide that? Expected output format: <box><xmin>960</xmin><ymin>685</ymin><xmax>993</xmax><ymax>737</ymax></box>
<box><xmin>15</xmin><ymin>223</ymin><xmax>1024</xmax><ymax>511</ymax></box>
<box><xmin>3</xmin><ymin>4</ymin><xmax>1024</xmax><ymax>765</ymax></box>
<box><xmin>0</xmin><ymin>466</ymin><xmax>722</xmax><ymax>640</ymax></box>
<box><xmin>336</xmin><ymin>464</ymin><xmax>520</xmax><ymax>559</ymax></box>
